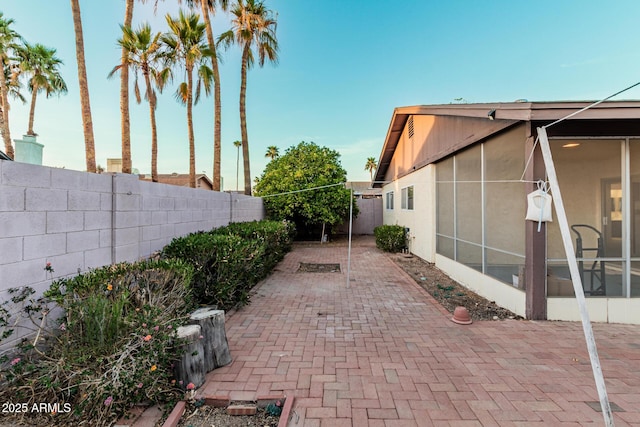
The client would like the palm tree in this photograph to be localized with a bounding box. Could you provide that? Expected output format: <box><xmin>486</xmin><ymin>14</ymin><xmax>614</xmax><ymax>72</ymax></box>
<box><xmin>110</xmin><ymin>23</ymin><xmax>169</xmax><ymax>183</ymax></box>
<box><xmin>233</xmin><ymin>139</ymin><xmax>241</xmax><ymax>191</ymax></box>
<box><xmin>119</xmin><ymin>0</ymin><xmax>161</xmax><ymax>174</ymax></box>
<box><xmin>0</xmin><ymin>12</ymin><xmax>21</xmax><ymax>159</ymax></box>
<box><xmin>0</xmin><ymin>63</ymin><xmax>24</xmax><ymax>160</ymax></box>
<box><xmin>219</xmin><ymin>0</ymin><xmax>279</xmax><ymax>195</ymax></box>
<box><xmin>70</xmin><ymin>0</ymin><xmax>96</xmax><ymax>172</ymax></box>
<box><xmin>120</xmin><ymin>0</ymin><xmax>135</xmax><ymax>174</ymax></box>
<box><xmin>16</xmin><ymin>43</ymin><xmax>67</xmax><ymax>136</ymax></box>
<box><xmin>162</xmin><ymin>10</ymin><xmax>213</xmax><ymax>188</ymax></box>
<box><xmin>365</xmin><ymin>156</ymin><xmax>377</xmax><ymax>182</ymax></box>
<box><xmin>186</xmin><ymin>0</ymin><xmax>229</xmax><ymax>192</ymax></box>
<box><xmin>265</xmin><ymin>145</ymin><xmax>278</xmax><ymax>160</ymax></box>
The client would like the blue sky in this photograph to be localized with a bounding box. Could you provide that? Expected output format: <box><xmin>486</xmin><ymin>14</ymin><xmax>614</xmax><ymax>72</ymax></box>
<box><xmin>3</xmin><ymin>1</ymin><xmax>640</xmax><ymax>188</ymax></box>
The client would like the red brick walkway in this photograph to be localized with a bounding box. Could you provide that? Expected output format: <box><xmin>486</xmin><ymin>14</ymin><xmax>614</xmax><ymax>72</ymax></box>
<box><xmin>200</xmin><ymin>237</ymin><xmax>640</xmax><ymax>426</ymax></box>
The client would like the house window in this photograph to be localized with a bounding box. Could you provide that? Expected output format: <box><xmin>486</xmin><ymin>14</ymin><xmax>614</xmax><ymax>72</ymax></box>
<box><xmin>401</xmin><ymin>186</ymin><xmax>414</xmax><ymax>210</ymax></box>
<box><xmin>385</xmin><ymin>191</ymin><xmax>394</xmax><ymax>210</ymax></box>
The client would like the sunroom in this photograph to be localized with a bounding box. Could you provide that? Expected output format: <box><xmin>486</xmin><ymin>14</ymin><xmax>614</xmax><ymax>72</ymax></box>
<box><xmin>375</xmin><ymin>102</ymin><xmax>640</xmax><ymax>323</ymax></box>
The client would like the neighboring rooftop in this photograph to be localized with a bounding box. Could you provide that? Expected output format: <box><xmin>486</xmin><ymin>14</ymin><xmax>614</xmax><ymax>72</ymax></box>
<box><xmin>139</xmin><ymin>173</ymin><xmax>214</xmax><ymax>190</ymax></box>
<box><xmin>345</xmin><ymin>181</ymin><xmax>382</xmax><ymax>198</ymax></box>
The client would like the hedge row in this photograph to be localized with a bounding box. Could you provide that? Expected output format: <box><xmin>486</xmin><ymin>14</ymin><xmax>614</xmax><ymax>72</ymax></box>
<box><xmin>0</xmin><ymin>220</ymin><xmax>295</xmax><ymax>426</ymax></box>
<box><xmin>162</xmin><ymin>219</ymin><xmax>295</xmax><ymax>309</ymax></box>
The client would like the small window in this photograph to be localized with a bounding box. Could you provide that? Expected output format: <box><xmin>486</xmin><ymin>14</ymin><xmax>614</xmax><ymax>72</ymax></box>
<box><xmin>401</xmin><ymin>186</ymin><xmax>414</xmax><ymax>210</ymax></box>
<box><xmin>386</xmin><ymin>191</ymin><xmax>394</xmax><ymax>210</ymax></box>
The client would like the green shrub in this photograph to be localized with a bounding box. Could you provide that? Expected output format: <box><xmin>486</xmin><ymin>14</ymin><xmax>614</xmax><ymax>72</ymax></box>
<box><xmin>0</xmin><ymin>259</ymin><xmax>194</xmax><ymax>426</ymax></box>
<box><xmin>162</xmin><ymin>220</ymin><xmax>295</xmax><ymax>310</ymax></box>
<box><xmin>374</xmin><ymin>225</ymin><xmax>407</xmax><ymax>252</ymax></box>
<box><xmin>213</xmin><ymin>220</ymin><xmax>296</xmax><ymax>272</ymax></box>
<box><xmin>160</xmin><ymin>231</ymin><xmax>222</xmax><ymax>301</ymax></box>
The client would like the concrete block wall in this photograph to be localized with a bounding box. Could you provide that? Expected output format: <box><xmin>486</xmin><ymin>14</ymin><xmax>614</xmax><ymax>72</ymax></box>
<box><xmin>1</xmin><ymin>161</ymin><xmax>115</xmax><ymax>301</ymax></box>
<box><xmin>0</xmin><ymin>160</ymin><xmax>265</xmax><ymax>350</ymax></box>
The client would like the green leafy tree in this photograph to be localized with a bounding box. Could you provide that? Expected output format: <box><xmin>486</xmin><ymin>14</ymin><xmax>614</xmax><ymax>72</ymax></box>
<box><xmin>254</xmin><ymin>141</ymin><xmax>357</xmax><ymax>237</ymax></box>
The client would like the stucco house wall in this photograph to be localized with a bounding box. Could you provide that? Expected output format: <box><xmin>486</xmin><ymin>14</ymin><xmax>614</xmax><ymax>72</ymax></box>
<box><xmin>382</xmin><ymin>164</ymin><xmax>436</xmax><ymax>263</ymax></box>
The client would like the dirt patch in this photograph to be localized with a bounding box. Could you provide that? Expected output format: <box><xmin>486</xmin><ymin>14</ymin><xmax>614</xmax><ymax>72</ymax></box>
<box><xmin>389</xmin><ymin>253</ymin><xmax>523</xmax><ymax>321</ymax></box>
<box><xmin>297</xmin><ymin>262</ymin><xmax>341</xmax><ymax>273</ymax></box>
<box><xmin>176</xmin><ymin>401</ymin><xmax>281</xmax><ymax>427</ymax></box>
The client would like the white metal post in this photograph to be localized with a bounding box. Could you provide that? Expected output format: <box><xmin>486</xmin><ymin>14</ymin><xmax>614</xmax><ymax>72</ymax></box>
<box><xmin>346</xmin><ymin>187</ymin><xmax>353</xmax><ymax>288</ymax></box>
<box><xmin>537</xmin><ymin>126</ymin><xmax>614</xmax><ymax>426</ymax></box>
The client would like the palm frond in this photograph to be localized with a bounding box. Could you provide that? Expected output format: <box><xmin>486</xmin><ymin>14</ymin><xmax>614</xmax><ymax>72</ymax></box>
<box><xmin>217</xmin><ymin>30</ymin><xmax>235</xmax><ymax>50</ymax></box>
<box><xmin>133</xmin><ymin>78</ymin><xmax>142</xmax><ymax>104</ymax></box>
<box><xmin>154</xmin><ymin>67</ymin><xmax>172</xmax><ymax>93</ymax></box>
<box><xmin>174</xmin><ymin>81</ymin><xmax>188</xmax><ymax>105</ymax></box>
<box><xmin>197</xmin><ymin>64</ymin><xmax>213</xmax><ymax>96</ymax></box>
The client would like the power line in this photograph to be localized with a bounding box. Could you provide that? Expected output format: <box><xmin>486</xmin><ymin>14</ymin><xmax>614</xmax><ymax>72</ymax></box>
<box><xmin>545</xmin><ymin>80</ymin><xmax>640</xmax><ymax>129</ymax></box>
<box><xmin>259</xmin><ymin>182</ymin><xmax>345</xmax><ymax>198</ymax></box>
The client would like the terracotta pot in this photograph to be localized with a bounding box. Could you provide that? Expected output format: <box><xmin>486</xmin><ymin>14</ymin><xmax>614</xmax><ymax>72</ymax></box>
<box><xmin>451</xmin><ymin>306</ymin><xmax>472</xmax><ymax>325</ymax></box>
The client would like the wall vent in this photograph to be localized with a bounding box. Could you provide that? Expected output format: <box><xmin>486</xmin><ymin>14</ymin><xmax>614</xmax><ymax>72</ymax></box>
<box><xmin>408</xmin><ymin>116</ymin><xmax>414</xmax><ymax>139</ymax></box>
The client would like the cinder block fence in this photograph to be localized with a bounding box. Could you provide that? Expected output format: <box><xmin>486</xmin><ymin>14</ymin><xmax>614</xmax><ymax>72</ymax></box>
<box><xmin>0</xmin><ymin>160</ymin><xmax>264</xmax><ymax>348</ymax></box>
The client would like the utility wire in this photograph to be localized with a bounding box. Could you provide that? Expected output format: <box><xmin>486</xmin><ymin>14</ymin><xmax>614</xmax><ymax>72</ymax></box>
<box><xmin>259</xmin><ymin>182</ymin><xmax>345</xmax><ymax>198</ymax></box>
<box><xmin>545</xmin><ymin>80</ymin><xmax>640</xmax><ymax>128</ymax></box>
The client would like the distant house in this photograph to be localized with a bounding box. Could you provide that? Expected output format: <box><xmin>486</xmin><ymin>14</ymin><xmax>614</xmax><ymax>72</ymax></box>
<box><xmin>105</xmin><ymin>159</ymin><xmax>213</xmax><ymax>191</ymax></box>
<box><xmin>374</xmin><ymin>101</ymin><xmax>640</xmax><ymax>324</ymax></box>
<box><xmin>139</xmin><ymin>173</ymin><xmax>213</xmax><ymax>190</ymax></box>
<box><xmin>345</xmin><ymin>181</ymin><xmax>382</xmax><ymax>199</ymax></box>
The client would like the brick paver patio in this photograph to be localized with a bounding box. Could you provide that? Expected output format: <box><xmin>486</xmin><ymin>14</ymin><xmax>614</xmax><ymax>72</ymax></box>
<box><xmin>199</xmin><ymin>236</ymin><xmax>640</xmax><ymax>426</ymax></box>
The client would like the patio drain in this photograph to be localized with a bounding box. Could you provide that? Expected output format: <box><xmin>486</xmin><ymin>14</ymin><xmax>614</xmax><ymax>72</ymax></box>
<box><xmin>297</xmin><ymin>263</ymin><xmax>341</xmax><ymax>273</ymax></box>
<box><xmin>585</xmin><ymin>401</ymin><xmax>625</xmax><ymax>412</ymax></box>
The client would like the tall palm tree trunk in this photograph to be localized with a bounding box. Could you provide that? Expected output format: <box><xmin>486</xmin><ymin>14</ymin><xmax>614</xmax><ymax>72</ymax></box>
<box><xmin>27</xmin><ymin>89</ymin><xmax>38</xmax><ymax>136</ymax></box>
<box><xmin>0</xmin><ymin>69</ymin><xmax>13</xmax><ymax>158</ymax></box>
<box><xmin>200</xmin><ymin>0</ymin><xmax>222</xmax><ymax>191</ymax></box>
<box><xmin>187</xmin><ymin>67</ymin><xmax>196</xmax><ymax>188</ymax></box>
<box><xmin>144</xmin><ymin>70</ymin><xmax>158</xmax><ymax>182</ymax></box>
<box><xmin>120</xmin><ymin>0</ymin><xmax>133</xmax><ymax>173</ymax></box>
<box><xmin>70</xmin><ymin>0</ymin><xmax>96</xmax><ymax>173</ymax></box>
<box><xmin>240</xmin><ymin>45</ymin><xmax>251</xmax><ymax>195</ymax></box>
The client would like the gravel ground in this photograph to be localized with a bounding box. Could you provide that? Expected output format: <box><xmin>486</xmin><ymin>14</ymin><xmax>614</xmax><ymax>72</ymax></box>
<box><xmin>388</xmin><ymin>253</ymin><xmax>523</xmax><ymax>321</ymax></box>
<box><xmin>176</xmin><ymin>402</ymin><xmax>280</xmax><ymax>427</ymax></box>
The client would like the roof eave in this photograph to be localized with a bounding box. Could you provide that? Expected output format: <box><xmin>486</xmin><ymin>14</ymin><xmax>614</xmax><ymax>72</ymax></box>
<box><xmin>373</xmin><ymin>100</ymin><xmax>640</xmax><ymax>187</ymax></box>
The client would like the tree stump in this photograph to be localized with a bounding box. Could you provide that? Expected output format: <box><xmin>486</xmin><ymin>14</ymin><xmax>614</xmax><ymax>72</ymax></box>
<box><xmin>190</xmin><ymin>307</ymin><xmax>232</xmax><ymax>372</ymax></box>
<box><xmin>174</xmin><ymin>324</ymin><xmax>205</xmax><ymax>390</ymax></box>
